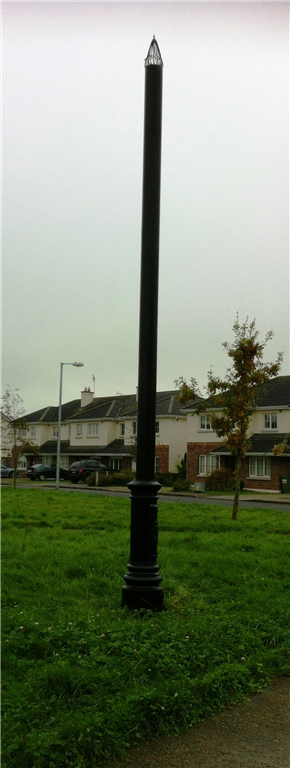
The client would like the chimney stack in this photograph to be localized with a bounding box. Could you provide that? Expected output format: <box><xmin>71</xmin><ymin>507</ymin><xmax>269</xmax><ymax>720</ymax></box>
<box><xmin>81</xmin><ymin>388</ymin><xmax>94</xmax><ymax>408</ymax></box>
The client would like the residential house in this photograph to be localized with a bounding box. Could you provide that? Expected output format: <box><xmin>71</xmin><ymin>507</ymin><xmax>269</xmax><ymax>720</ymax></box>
<box><xmin>183</xmin><ymin>376</ymin><xmax>290</xmax><ymax>491</ymax></box>
<box><xmin>1</xmin><ymin>412</ymin><xmax>13</xmax><ymax>465</ymax></box>
<box><xmin>1</xmin><ymin>411</ymin><xmax>32</xmax><ymax>473</ymax></box>
<box><xmin>23</xmin><ymin>388</ymin><xmax>188</xmax><ymax>474</ymax></box>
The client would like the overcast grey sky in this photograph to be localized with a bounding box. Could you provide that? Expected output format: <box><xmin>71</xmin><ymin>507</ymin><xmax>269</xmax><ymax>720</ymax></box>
<box><xmin>2</xmin><ymin>1</ymin><xmax>289</xmax><ymax>415</ymax></box>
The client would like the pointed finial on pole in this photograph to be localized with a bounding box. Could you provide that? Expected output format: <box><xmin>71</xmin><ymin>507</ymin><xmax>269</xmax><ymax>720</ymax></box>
<box><xmin>145</xmin><ymin>37</ymin><xmax>163</xmax><ymax>67</ymax></box>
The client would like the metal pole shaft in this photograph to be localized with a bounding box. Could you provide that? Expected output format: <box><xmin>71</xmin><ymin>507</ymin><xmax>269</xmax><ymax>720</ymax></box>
<box><xmin>56</xmin><ymin>363</ymin><xmax>63</xmax><ymax>489</ymax></box>
<box><xmin>122</xmin><ymin>39</ymin><xmax>164</xmax><ymax>611</ymax></box>
<box><xmin>136</xmin><ymin>63</ymin><xmax>163</xmax><ymax>480</ymax></box>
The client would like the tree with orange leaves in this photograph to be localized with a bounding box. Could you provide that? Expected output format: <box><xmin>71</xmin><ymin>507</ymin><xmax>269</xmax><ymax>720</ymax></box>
<box><xmin>176</xmin><ymin>316</ymin><xmax>283</xmax><ymax>520</ymax></box>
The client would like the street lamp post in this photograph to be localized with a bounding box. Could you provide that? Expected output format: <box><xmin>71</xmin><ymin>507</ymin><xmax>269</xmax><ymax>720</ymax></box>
<box><xmin>122</xmin><ymin>37</ymin><xmax>164</xmax><ymax>611</ymax></box>
<box><xmin>56</xmin><ymin>362</ymin><xmax>84</xmax><ymax>489</ymax></box>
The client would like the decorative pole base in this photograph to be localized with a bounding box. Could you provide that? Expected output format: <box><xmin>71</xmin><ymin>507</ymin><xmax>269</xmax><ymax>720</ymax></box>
<box><xmin>122</xmin><ymin>479</ymin><xmax>163</xmax><ymax>611</ymax></box>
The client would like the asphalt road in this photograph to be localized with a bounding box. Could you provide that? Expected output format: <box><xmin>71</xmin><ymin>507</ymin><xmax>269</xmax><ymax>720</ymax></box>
<box><xmin>67</xmin><ymin>487</ymin><xmax>290</xmax><ymax>511</ymax></box>
<box><xmin>3</xmin><ymin>482</ymin><xmax>289</xmax><ymax>511</ymax></box>
<box><xmin>86</xmin><ymin>488</ymin><xmax>289</xmax><ymax>511</ymax></box>
<box><xmin>54</xmin><ymin>484</ymin><xmax>290</xmax><ymax>511</ymax></box>
<box><xmin>159</xmin><ymin>493</ymin><xmax>290</xmax><ymax>511</ymax></box>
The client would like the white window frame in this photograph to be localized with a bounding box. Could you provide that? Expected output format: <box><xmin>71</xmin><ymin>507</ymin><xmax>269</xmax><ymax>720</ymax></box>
<box><xmin>68</xmin><ymin>425</ymin><xmax>71</xmax><ymax>437</ymax></box>
<box><xmin>249</xmin><ymin>456</ymin><xmax>271</xmax><ymax>478</ymax></box>
<box><xmin>109</xmin><ymin>457</ymin><xmax>122</xmax><ymax>471</ymax></box>
<box><xmin>52</xmin><ymin>426</ymin><xmax>58</xmax><ymax>438</ymax></box>
<box><xmin>263</xmin><ymin>413</ymin><xmax>277</xmax><ymax>430</ymax></box>
<box><xmin>155</xmin><ymin>421</ymin><xmax>160</xmax><ymax>435</ymax></box>
<box><xmin>199</xmin><ymin>454</ymin><xmax>220</xmax><ymax>476</ymax></box>
<box><xmin>76</xmin><ymin>424</ymin><xmax>82</xmax><ymax>437</ymax></box>
<box><xmin>31</xmin><ymin>427</ymin><xmax>36</xmax><ymax>438</ymax></box>
<box><xmin>87</xmin><ymin>423</ymin><xmax>99</xmax><ymax>437</ymax></box>
<box><xmin>155</xmin><ymin>456</ymin><xmax>160</xmax><ymax>474</ymax></box>
<box><xmin>200</xmin><ymin>414</ymin><xmax>212</xmax><ymax>431</ymax></box>
<box><xmin>19</xmin><ymin>428</ymin><xmax>27</xmax><ymax>438</ymax></box>
<box><xmin>120</xmin><ymin>423</ymin><xmax>125</xmax><ymax>437</ymax></box>
<box><xmin>132</xmin><ymin>421</ymin><xmax>137</xmax><ymax>435</ymax></box>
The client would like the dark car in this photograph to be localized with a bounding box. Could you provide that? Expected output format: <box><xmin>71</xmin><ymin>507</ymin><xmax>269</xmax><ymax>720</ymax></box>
<box><xmin>1</xmin><ymin>464</ymin><xmax>15</xmax><ymax>478</ymax></box>
<box><xmin>26</xmin><ymin>464</ymin><xmax>68</xmax><ymax>481</ymax></box>
<box><xmin>67</xmin><ymin>460</ymin><xmax>108</xmax><ymax>484</ymax></box>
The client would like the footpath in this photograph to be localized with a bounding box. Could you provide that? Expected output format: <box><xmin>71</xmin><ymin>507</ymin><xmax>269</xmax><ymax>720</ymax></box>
<box><xmin>104</xmin><ymin>676</ymin><xmax>290</xmax><ymax>768</ymax></box>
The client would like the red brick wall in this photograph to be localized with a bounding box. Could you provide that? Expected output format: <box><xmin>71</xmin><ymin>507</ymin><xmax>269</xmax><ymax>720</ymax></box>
<box><xmin>155</xmin><ymin>445</ymin><xmax>169</xmax><ymax>473</ymax></box>
<box><xmin>187</xmin><ymin>442</ymin><xmax>290</xmax><ymax>491</ymax></box>
<box><xmin>11</xmin><ymin>446</ymin><xmax>38</xmax><ymax>469</ymax></box>
<box><xmin>245</xmin><ymin>456</ymin><xmax>290</xmax><ymax>491</ymax></box>
<box><xmin>122</xmin><ymin>456</ymin><xmax>133</xmax><ymax>472</ymax></box>
<box><xmin>187</xmin><ymin>442</ymin><xmax>221</xmax><ymax>483</ymax></box>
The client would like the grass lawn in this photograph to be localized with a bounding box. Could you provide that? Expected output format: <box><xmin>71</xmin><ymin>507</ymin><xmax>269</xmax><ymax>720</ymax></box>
<box><xmin>2</xmin><ymin>488</ymin><xmax>289</xmax><ymax>767</ymax></box>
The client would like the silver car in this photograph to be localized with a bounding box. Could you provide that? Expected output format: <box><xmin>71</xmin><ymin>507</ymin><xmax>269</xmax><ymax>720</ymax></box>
<box><xmin>1</xmin><ymin>464</ymin><xmax>15</xmax><ymax>478</ymax></box>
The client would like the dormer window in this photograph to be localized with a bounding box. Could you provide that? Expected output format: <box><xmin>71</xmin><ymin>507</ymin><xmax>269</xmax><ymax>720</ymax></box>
<box><xmin>52</xmin><ymin>427</ymin><xmax>58</xmax><ymax>438</ymax></box>
<box><xmin>120</xmin><ymin>423</ymin><xmax>125</xmax><ymax>437</ymax></box>
<box><xmin>200</xmin><ymin>415</ymin><xmax>212</xmax><ymax>430</ymax></box>
<box><xmin>264</xmin><ymin>413</ymin><xmax>277</xmax><ymax>430</ymax></box>
<box><xmin>76</xmin><ymin>424</ymin><xmax>82</xmax><ymax>437</ymax></box>
<box><xmin>133</xmin><ymin>421</ymin><xmax>137</xmax><ymax>435</ymax></box>
<box><xmin>88</xmin><ymin>423</ymin><xmax>99</xmax><ymax>437</ymax></box>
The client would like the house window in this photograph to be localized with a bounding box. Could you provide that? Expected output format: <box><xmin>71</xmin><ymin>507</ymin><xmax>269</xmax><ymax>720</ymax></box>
<box><xmin>19</xmin><ymin>428</ymin><xmax>26</xmax><ymax>437</ymax></box>
<box><xmin>120</xmin><ymin>423</ymin><xmax>125</xmax><ymax>437</ymax></box>
<box><xmin>68</xmin><ymin>425</ymin><xmax>71</xmax><ymax>437</ymax></box>
<box><xmin>249</xmin><ymin>456</ymin><xmax>271</xmax><ymax>478</ymax></box>
<box><xmin>199</xmin><ymin>454</ymin><xmax>219</xmax><ymax>475</ymax></box>
<box><xmin>200</xmin><ymin>415</ymin><xmax>212</xmax><ymax>430</ymax></box>
<box><xmin>264</xmin><ymin>413</ymin><xmax>277</xmax><ymax>430</ymax></box>
<box><xmin>155</xmin><ymin>421</ymin><xmax>160</xmax><ymax>435</ymax></box>
<box><xmin>109</xmin><ymin>458</ymin><xmax>122</xmax><ymax>471</ymax></box>
<box><xmin>155</xmin><ymin>456</ymin><xmax>160</xmax><ymax>474</ymax></box>
<box><xmin>88</xmin><ymin>423</ymin><xmax>99</xmax><ymax>437</ymax></box>
<box><xmin>132</xmin><ymin>421</ymin><xmax>137</xmax><ymax>435</ymax></box>
<box><xmin>76</xmin><ymin>424</ymin><xmax>82</xmax><ymax>436</ymax></box>
<box><xmin>52</xmin><ymin>426</ymin><xmax>58</xmax><ymax>438</ymax></box>
<box><xmin>31</xmin><ymin>427</ymin><xmax>36</xmax><ymax>438</ymax></box>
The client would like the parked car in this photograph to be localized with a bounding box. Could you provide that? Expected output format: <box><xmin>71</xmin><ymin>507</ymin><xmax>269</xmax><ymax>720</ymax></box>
<box><xmin>26</xmin><ymin>464</ymin><xmax>68</xmax><ymax>481</ymax></box>
<box><xmin>67</xmin><ymin>460</ymin><xmax>108</xmax><ymax>484</ymax></box>
<box><xmin>1</xmin><ymin>464</ymin><xmax>15</xmax><ymax>478</ymax></box>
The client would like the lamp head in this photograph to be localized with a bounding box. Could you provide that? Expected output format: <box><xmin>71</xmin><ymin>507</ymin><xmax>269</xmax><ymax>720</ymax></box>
<box><xmin>73</xmin><ymin>362</ymin><xmax>84</xmax><ymax>367</ymax></box>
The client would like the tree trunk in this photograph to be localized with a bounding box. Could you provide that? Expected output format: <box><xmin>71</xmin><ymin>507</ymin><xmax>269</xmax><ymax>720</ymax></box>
<box><xmin>232</xmin><ymin>455</ymin><xmax>242</xmax><ymax>520</ymax></box>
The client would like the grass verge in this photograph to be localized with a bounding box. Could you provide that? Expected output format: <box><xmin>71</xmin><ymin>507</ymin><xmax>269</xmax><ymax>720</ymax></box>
<box><xmin>2</xmin><ymin>488</ymin><xmax>289</xmax><ymax>767</ymax></box>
